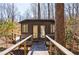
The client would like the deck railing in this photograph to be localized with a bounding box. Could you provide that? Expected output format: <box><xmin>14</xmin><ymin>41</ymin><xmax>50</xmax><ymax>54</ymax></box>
<box><xmin>46</xmin><ymin>35</ymin><xmax>74</xmax><ymax>55</ymax></box>
<box><xmin>0</xmin><ymin>35</ymin><xmax>32</xmax><ymax>55</ymax></box>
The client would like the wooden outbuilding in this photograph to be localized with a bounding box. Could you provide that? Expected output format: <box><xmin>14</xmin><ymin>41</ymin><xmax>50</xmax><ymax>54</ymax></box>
<box><xmin>19</xmin><ymin>19</ymin><xmax>55</xmax><ymax>43</ymax></box>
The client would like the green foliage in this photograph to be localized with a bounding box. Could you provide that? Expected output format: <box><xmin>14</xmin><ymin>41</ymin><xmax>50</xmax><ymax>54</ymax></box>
<box><xmin>65</xmin><ymin>28</ymin><xmax>73</xmax><ymax>44</ymax></box>
<box><xmin>0</xmin><ymin>19</ymin><xmax>16</xmax><ymax>36</ymax></box>
<box><xmin>0</xmin><ymin>19</ymin><xmax>16</xmax><ymax>48</ymax></box>
<box><xmin>65</xmin><ymin>19</ymin><xmax>74</xmax><ymax>44</ymax></box>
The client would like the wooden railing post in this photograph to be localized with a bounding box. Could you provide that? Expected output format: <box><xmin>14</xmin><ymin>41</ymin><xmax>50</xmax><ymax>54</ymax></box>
<box><xmin>24</xmin><ymin>41</ymin><xmax>28</xmax><ymax>55</ymax></box>
<box><xmin>31</xmin><ymin>35</ymin><xmax>33</xmax><ymax>44</ymax></box>
<box><xmin>49</xmin><ymin>41</ymin><xmax>52</xmax><ymax>55</ymax></box>
<box><xmin>18</xmin><ymin>36</ymin><xmax>21</xmax><ymax>49</ymax></box>
<box><xmin>54</xmin><ymin>47</ymin><xmax>58</xmax><ymax>54</ymax></box>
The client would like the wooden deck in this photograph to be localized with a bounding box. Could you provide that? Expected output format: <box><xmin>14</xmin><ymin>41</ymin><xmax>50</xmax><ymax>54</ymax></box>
<box><xmin>28</xmin><ymin>41</ymin><xmax>49</xmax><ymax>55</ymax></box>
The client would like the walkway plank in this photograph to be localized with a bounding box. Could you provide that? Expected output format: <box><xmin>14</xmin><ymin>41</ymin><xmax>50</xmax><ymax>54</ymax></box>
<box><xmin>28</xmin><ymin>41</ymin><xmax>49</xmax><ymax>55</ymax></box>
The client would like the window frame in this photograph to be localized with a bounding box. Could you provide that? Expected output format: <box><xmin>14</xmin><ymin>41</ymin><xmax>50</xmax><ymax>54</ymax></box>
<box><xmin>22</xmin><ymin>24</ymin><xmax>28</xmax><ymax>33</ymax></box>
<box><xmin>50</xmin><ymin>24</ymin><xmax>53</xmax><ymax>33</ymax></box>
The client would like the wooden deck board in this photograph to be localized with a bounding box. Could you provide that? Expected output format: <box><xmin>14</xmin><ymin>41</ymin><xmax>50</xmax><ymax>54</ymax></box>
<box><xmin>28</xmin><ymin>41</ymin><xmax>49</xmax><ymax>55</ymax></box>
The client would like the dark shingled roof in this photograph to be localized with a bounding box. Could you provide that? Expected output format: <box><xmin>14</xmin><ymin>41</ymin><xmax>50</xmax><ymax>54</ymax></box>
<box><xmin>19</xmin><ymin>19</ymin><xmax>55</xmax><ymax>23</ymax></box>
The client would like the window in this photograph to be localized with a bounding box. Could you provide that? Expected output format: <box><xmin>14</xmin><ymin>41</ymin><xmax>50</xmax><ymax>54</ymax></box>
<box><xmin>50</xmin><ymin>24</ymin><xmax>53</xmax><ymax>33</ymax></box>
<box><xmin>22</xmin><ymin>24</ymin><xmax>28</xmax><ymax>33</ymax></box>
<box><xmin>50</xmin><ymin>24</ymin><xmax>55</xmax><ymax>33</ymax></box>
<box><xmin>33</xmin><ymin>25</ymin><xmax>38</xmax><ymax>38</ymax></box>
<box><xmin>53</xmin><ymin>25</ymin><xmax>55</xmax><ymax>32</ymax></box>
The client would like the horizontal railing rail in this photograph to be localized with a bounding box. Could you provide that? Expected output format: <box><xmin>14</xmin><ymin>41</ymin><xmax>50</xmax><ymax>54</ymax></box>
<box><xmin>46</xmin><ymin>35</ymin><xmax>74</xmax><ymax>55</ymax></box>
<box><xmin>0</xmin><ymin>35</ymin><xmax>32</xmax><ymax>55</ymax></box>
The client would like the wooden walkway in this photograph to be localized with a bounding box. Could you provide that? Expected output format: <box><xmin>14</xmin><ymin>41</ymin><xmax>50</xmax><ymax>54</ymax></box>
<box><xmin>28</xmin><ymin>41</ymin><xmax>49</xmax><ymax>55</ymax></box>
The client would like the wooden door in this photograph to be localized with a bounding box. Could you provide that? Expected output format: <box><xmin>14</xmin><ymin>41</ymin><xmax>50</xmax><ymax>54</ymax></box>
<box><xmin>40</xmin><ymin>25</ymin><xmax>45</xmax><ymax>38</ymax></box>
<box><xmin>33</xmin><ymin>25</ymin><xmax>38</xmax><ymax>39</ymax></box>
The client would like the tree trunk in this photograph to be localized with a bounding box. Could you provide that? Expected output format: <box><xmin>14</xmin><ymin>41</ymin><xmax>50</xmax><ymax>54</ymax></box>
<box><xmin>38</xmin><ymin>3</ymin><xmax>40</xmax><ymax>19</ymax></box>
<box><xmin>48</xmin><ymin>3</ymin><xmax>50</xmax><ymax>19</ymax></box>
<box><xmin>55</xmin><ymin>3</ymin><xmax>65</xmax><ymax>46</ymax></box>
<box><xmin>55</xmin><ymin>3</ymin><xmax>65</xmax><ymax>54</ymax></box>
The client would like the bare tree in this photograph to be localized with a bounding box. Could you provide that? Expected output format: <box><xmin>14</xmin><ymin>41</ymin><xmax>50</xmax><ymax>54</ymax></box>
<box><xmin>11</xmin><ymin>3</ymin><xmax>15</xmax><ymax>22</ymax></box>
<box><xmin>24</xmin><ymin>9</ymin><xmax>30</xmax><ymax>19</ymax></box>
<box><xmin>55</xmin><ymin>3</ymin><xmax>65</xmax><ymax>46</ymax></box>
<box><xmin>4</xmin><ymin>3</ymin><xmax>17</xmax><ymax>22</ymax></box>
<box><xmin>50</xmin><ymin>3</ymin><xmax>54</xmax><ymax>19</ymax></box>
<box><xmin>31</xmin><ymin>3</ymin><xmax>38</xmax><ymax>19</ymax></box>
<box><xmin>74</xmin><ymin>4</ymin><xmax>79</xmax><ymax>19</ymax></box>
<box><xmin>31</xmin><ymin>3</ymin><xmax>51</xmax><ymax>19</ymax></box>
<box><xmin>0</xmin><ymin>3</ymin><xmax>6</xmax><ymax>21</ymax></box>
<box><xmin>66</xmin><ymin>4</ymin><xmax>72</xmax><ymax>19</ymax></box>
<box><xmin>65</xmin><ymin>3</ymin><xmax>79</xmax><ymax>20</ymax></box>
<box><xmin>48</xmin><ymin>3</ymin><xmax>50</xmax><ymax>19</ymax></box>
<box><xmin>38</xmin><ymin>3</ymin><xmax>40</xmax><ymax>19</ymax></box>
<box><xmin>65</xmin><ymin>4</ymin><xmax>79</xmax><ymax>34</ymax></box>
<box><xmin>0</xmin><ymin>3</ymin><xmax>16</xmax><ymax>21</ymax></box>
<box><xmin>40</xmin><ymin>3</ymin><xmax>48</xmax><ymax>19</ymax></box>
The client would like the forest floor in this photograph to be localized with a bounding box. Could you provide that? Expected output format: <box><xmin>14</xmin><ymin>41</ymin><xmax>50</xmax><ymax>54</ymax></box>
<box><xmin>0</xmin><ymin>37</ymin><xmax>14</xmax><ymax>52</ymax></box>
<box><xmin>0</xmin><ymin>37</ymin><xmax>14</xmax><ymax>48</ymax></box>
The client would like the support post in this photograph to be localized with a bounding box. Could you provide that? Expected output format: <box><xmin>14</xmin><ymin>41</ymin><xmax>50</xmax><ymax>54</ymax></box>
<box><xmin>24</xmin><ymin>41</ymin><xmax>28</xmax><ymax>55</ymax></box>
<box><xmin>49</xmin><ymin>41</ymin><xmax>52</xmax><ymax>55</ymax></box>
<box><xmin>31</xmin><ymin>36</ymin><xmax>33</xmax><ymax>44</ymax></box>
<box><xmin>54</xmin><ymin>47</ymin><xmax>58</xmax><ymax>54</ymax></box>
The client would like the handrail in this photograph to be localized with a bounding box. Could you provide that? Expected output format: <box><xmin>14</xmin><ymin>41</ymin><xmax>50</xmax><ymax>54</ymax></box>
<box><xmin>46</xmin><ymin>35</ymin><xmax>74</xmax><ymax>55</ymax></box>
<box><xmin>0</xmin><ymin>35</ymin><xmax>32</xmax><ymax>55</ymax></box>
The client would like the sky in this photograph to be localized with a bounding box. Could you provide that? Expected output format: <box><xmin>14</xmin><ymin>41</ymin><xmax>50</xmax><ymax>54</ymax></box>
<box><xmin>0</xmin><ymin>3</ymin><xmax>70</xmax><ymax>21</ymax></box>
<box><xmin>16</xmin><ymin>3</ymin><xmax>31</xmax><ymax>15</ymax></box>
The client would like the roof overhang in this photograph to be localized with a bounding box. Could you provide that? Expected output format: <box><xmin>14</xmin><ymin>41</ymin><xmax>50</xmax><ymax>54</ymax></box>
<box><xmin>19</xmin><ymin>19</ymin><xmax>55</xmax><ymax>23</ymax></box>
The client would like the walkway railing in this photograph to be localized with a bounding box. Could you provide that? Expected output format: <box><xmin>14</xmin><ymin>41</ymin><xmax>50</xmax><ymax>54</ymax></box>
<box><xmin>46</xmin><ymin>35</ymin><xmax>74</xmax><ymax>55</ymax></box>
<box><xmin>0</xmin><ymin>35</ymin><xmax>32</xmax><ymax>55</ymax></box>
